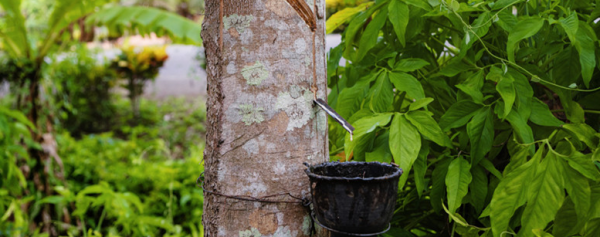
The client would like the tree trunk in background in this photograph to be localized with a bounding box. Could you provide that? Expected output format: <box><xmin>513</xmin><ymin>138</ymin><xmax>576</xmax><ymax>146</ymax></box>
<box><xmin>202</xmin><ymin>0</ymin><xmax>329</xmax><ymax>236</ymax></box>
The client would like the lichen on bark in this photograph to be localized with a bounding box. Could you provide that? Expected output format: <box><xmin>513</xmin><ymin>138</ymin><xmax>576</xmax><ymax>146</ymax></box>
<box><xmin>242</xmin><ymin>61</ymin><xmax>269</xmax><ymax>85</ymax></box>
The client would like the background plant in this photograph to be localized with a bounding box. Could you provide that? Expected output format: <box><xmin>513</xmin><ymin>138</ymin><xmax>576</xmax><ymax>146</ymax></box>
<box><xmin>110</xmin><ymin>45</ymin><xmax>169</xmax><ymax>119</ymax></box>
<box><xmin>327</xmin><ymin>0</ymin><xmax>600</xmax><ymax>236</ymax></box>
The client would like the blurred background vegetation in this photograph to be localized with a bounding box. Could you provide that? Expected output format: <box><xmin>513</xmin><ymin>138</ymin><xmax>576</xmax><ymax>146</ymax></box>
<box><xmin>0</xmin><ymin>0</ymin><xmax>365</xmax><ymax>236</ymax></box>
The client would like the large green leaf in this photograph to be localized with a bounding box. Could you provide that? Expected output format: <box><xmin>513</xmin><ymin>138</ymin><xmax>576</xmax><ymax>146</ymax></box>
<box><xmin>445</xmin><ymin>157</ymin><xmax>472</xmax><ymax>214</ymax></box>
<box><xmin>335</xmin><ymin>81</ymin><xmax>369</xmax><ymax>119</ymax></box>
<box><xmin>573</xmin><ymin>21</ymin><xmax>597</xmax><ymax>87</ymax></box>
<box><xmin>87</xmin><ymin>6</ymin><xmax>202</xmax><ymax>45</ymax></box>
<box><xmin>563</xmin><ymin>152</ymin><xmax>600</xmax><ymax>181</ymax></box>
<box><xmin>343</xmin><ymin>1</ymin><xmax>386</xmax><ymax>59</ymax></box>
<box><xmin>506</xmin><ymin>109</ymin><xmax>535</xmax><ymax>152</ymax></box>
<box><xmin>326</xmin><ymin>2</ymin><xmax>373</xmax><ymax>34</ymax></box>
<box><xmin>496</xmin><ymin>74</ymin><xmax>516</xmax><ymax>119</ymax></box>
<box><xmin>563</xmin><ymin>124</ymin><xmax>598</xmax><ymax>150</ymax></box>
<box><xmin>365</xmin><ymin>131</ymin><xmax>392</xmax><ymax>163</ymax></box>
<box><xmin>413</xmin><ymin>142</ymin><xmax>429</xmax><ymax>197</ymax></box>
<box><xmin>389</xmin><ymin>71</ymin><xmax>425</xmax><ymax>100</ymax></box>
<box><xmin>562</xmin><ymin>160</ymin><xmax>591</xmax><ymax>223</ymax></box>
<box><xmin>369</xmin><ymin>72</ymin><xmax>393</xmax><ymax>113</ymax></box>
<box><xmin>520</xmin><ymin>152</ymin><xmax>565</xmax><ymax>237</ymax></box>
<box><xmin>558</xmin><ymin>11</ymin><xmax>578</xmax><ymax>44</ymax></box>
<box><xmin>406</xmin><ymin>110</ymin><xmax>452</xmax><ymax>147</ymax></box>
<box><xmin>490</xmin><ymin>149</ymin><xmax>539</xmax><ymax>237</ymax></box>
<box><xmin>470</xmin><ymin>164</ymin><xmax>488</xmax><ymax>213</ymax></box>
<box><xmin>553</xmin><ymin>198</ymin><xmax>583</xmax><ymax>237</ymax></box>
<box><xmin>467</xmin><ymin>108</ymin><xmax>494</xmax><ymax>165</ymax></box>
<box><xmin>0</xmin><ymin>0</ymin><xmax>29</xmax><ymax>58</ymax></box>
<box><xmin>456</xmin><ymin>70</ymin><xmax>484</xmax><ymax>104</ymax></box>
<box><xmin>389</xmin><ymin>114</ymin><xmax>421</xmax><ymax>189</ymax></box>
<box><xmin>529</xmin><ymin>98</ymin><xmax>564</xmax><ymax>127</ymax></box>
<box><xmin>507</xmin><ymin>17</ymin><xmax>544</xmax><ymax>62</ymax></box>
<box><xmin>355</xmin><ymin>8</ymin><xmax>388</xmax><ymax>61</ymax></box>
<box><xmin>431</xmin><ymin>158</ymin><xmax>451</xmax><ymax>213</ymax></box>
<box><xmin>345</xmin><ymin>113</ymin><xmax>392</xmax><ymax>160</ymax></box>
<box><xmin>440</xmin><ymin>100</ymin><xmax>482</xmax><ymax>131</ymax></box>
<box><xmin>508</xmin><ymin>69</ymin><xmax>533</xmax><ymax>121</ymax></box>
<box><xmin>492</xmin><ymin>0</ymin><xmax>522</xmax><ymax>10</ymax></box>
<box><xmin>388</xmin><ymin>0</ymin><xmax>409</xmax><ymax>47</ymax></box>
<box><xmin>393</xmin><ymin>58</ymin><xmax>429</xmax><ymax>72</ymax></box>
<box><xmin>583</xmin><ymin>218</ymin><xmax>600</xmax><ymax>237</ymax></box>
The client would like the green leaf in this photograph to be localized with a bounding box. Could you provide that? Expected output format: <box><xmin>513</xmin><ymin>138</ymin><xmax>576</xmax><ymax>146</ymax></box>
<box><xmin>394</xmin><ymin>58</ymin><xmax>430</xmax><ymax>72</ymax></box>
<box><xmin>573</xmin><ymin>22</ymin><xmax>597</xmax><ymax>87</ymax></box>
<box><xmin>456</xmin><ymin>70</ymin><xmax>484</xmax><ymax>104</ymax></box>
<box><xmin>558</xmin><ymin>11</ymin><xmax>578</xmax><ymax>44</ymax></box>
<box><xmin>508</xmin><ymin>69</ymin><xmax>533</xmax><ymax>121</ymax></box>
<box><xmin>335</xmin><ymin>81</ymin><xmax>369</xmax><ymax>119</ymax></box>
<box><xmin>553</xmin><ymin>198</ymin><xmax>582</xmax><ymax>237</ymax></box>
<box><xmin>583</xmin><ymin>218</ymin><xmax>600</xmax><ymax>237</ymax></box>
<box><xmin>490</xmin><ymin>152</ymin><xmax>538</xmax><ymax>237</ymax></box>
<box><xmin>414</xmin><ymin>143</ymin><xmax>429</xmax><ymax>197</ymax></box>
<box><xmin>562</xmin><ymin>160</ymin><xmax>591</xmax><ymax>223</ymax></box>
<box><xmin>529</xmin><ymin>98</ymin><xmax>564</xmax><ymax>127</ymax></box>
<box><xmin>404</xmin><ymin>0</ymin><xmax>432</xmax><ymax>11</ymax></box>
<box><xmin>431</xmin><ymin>158</ymin><xmax>451</xmax><ymax>213</ymax></box>
<box><xmin>87</xmin><ymin>6</ymin><xmax>202</xmax><ymax>45</ymax></box>
<box><xmin>0</xmin><ymin>0</ymin><xmax>29</xmax><ymax>58</ymax></box>
<box><xmin>470</xmin><ymin>165</ymin><xmax>488</xmax><ymax>213</ymax></box>
<box><xmin>506</xmin><ymin>109</ymin><xmax>535</xmax><ymax>151</ymax></box>
<box><xmin>446</xmin><ymin>157</ymin><xmax>472</xmax><ymax>214</ymax></box>
<box><xmin>507</xmin><ymin>17</ymin><xmax>544</xmax><ymax>62</ymax></box>
<box><xmin>408</xmin><ymin>98</ymin><xmax>434</xmax><ymax>111</ymax></box>
<box><xmin>389</xmin><ymin>72</ymin><xmax>425</xmax><ymax>100</ymax></box>
<box><xmin>369</xmin><ymin>72</ymin><xmax>394</xmax><ymax>113</ymax></box>
<box><xmin>492</xmin><ymin>0</ymin><xmax>522</xmax><ymax>10</ymax></box>
<box><xmin>520</xmin><ymin>152</ymin><xmax>565</xmax><ymax>236</ymax></box>
<box><xmin>326</xmin><ymin>2</ymin><xmax>373</xmax><ymax>34</ymax></box>
<box><xmin>389</xmin><ymin>114</ymin><xmax>421</xmax><ymax>190</ymax></box>
<box><xmin>388</xmin><ymin>0</ymin><xmax>410</xmax><ymax>47</ymax></box>
<box><xmin>496</xmin><ymin>75</ymin><xmax>516</xmax><ymax>119</ymax></box>
<box><xmin>366</xmin><ymin>132</ymin><xmax>392</xmax><ymax>163</ymax></box>
<box><xmin>467</xmin><ymin>108</ymin><xmax>494</xmax><ymax>165</ymax></box>
<box><xmin>355</xmin><ymin>8</ymin><xmax>388</xmax><ymax>61</ymax></box>
<box><xmin>563</xmin><ymin>124</ymin><xmax>598</xmax><ymax>150</ymax></box>
<box><xmin>343</xmin><ymin>1</ymin><xmax>386</xmax><ymax>59</ymax></box>
<box><xmin>564</xmin><ymin>152</ymin><xmax>600</xmax><ymax>181</ymax></box>
<box><xmin>406</xmin><ymin>110</ymin><xmax>452</xmax><ymax>147</ymax></box>
<box><xmin>532</xmin><ymin>229</ymin><xmax>555</xmax><ymax>237</ymax></box>
<box><xmin>440</xmin><ymin>101</ymin><xmax>482</xmax><ymax>131</ymax></box>
<box><xmin>345</xmin><ymin>113</ymin><xmax>392</xmax><ymax>160</ymax></box>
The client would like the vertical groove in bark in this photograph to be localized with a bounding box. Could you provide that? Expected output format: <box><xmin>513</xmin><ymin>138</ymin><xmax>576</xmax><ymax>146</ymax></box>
<box><xmin>202</xmin><ymin>0</ymin><xmax>329</xmax><ymax>236</ymax></box>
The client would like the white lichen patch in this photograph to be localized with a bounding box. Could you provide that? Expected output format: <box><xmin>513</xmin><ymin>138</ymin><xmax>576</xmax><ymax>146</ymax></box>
<box><xmin>275</xmin><ymin>91</ymin><xmax>314</xmax><ymax>131</ymax></box>
<box><xmin>238</xmin><ymin>104</ymin><xmax>265</xmax><ymax>125</ymax></box>
<box><xmin>242</xmin><ymin>61</ymin><xmax>269</xmax><ymax>85</ymax></box>
<box><xmin>224</xmin><ymin>14</ymin><xmax>253</xmax><ymax>34</ymax></box>
<box><xmin>226</xmin><ymin>61</ymin><xmax>237</xmax><ymax>74</ymax></box>
<box><xmin>242</xmin><ymin>138</ymin><xmax>259</xmax><ymax>156</ymax></box>
<box><xmin>294</xmin><ymin>38</ymin><xmax>307</xmax><ymax>54</ymax></box>
<box><xmin>239</xmin><ymin>227</ymin><xmax>261</xmax><ymax>237</ymax></box>
<box><xmin>314</xmin><ymin>108</ymin><xmax>327</xmax><ymax>135</ymax></box>
<box><xmin>273</xmin><ymin>226</ymin><xmax>294</xmax><ymax>237</ymax></box>
<box><xmin>241</xmin><ymin>172</ymin><xmax>267</xmax><ymax>196</ymax></box>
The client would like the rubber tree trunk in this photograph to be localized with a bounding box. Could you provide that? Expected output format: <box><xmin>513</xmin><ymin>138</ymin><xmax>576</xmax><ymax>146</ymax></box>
<box><xmin>202</xmin><ymin>0</ymin><xmax>329</xmax><ymax>236</ymax></box>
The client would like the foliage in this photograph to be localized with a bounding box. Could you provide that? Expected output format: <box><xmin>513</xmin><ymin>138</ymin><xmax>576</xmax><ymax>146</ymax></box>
<box><xmin>0</xmin><ymin>108</ymin><xmax>37</xmax><ymax>237</ymax></box>
<box><xmin>327</xmin><ymin>0</ymin><xmax>600</xmax><ymax>236</ymax></box>
<box><xmin>325</xmin><ymin>0</ymin><xmax>373</xmax><ymax>33</ymax></box>
<box><xmin>0</xmin><ymin>97</ymin><xmax>205</xmax><ymax>236</ymax></box>
<box><xmin>110</xmin><ymin>45</ymin><xmax>169</xmax><ymax>119</ymax></box>
<box><xmin>86</xmin><ymin>6</ymin><xmax>203</xmax><ymax>45</ymax></box>
<box><xmin>48</xmin><ymin>45</ymin><xmax>119</xmax><ymax>136</ymax></box>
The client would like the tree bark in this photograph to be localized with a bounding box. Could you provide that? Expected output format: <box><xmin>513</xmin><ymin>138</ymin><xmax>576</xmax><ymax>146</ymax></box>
<box><xmin>202</xmin><ymin>0</ymin><xmax>329</xmax><ymax>236</ymax></box>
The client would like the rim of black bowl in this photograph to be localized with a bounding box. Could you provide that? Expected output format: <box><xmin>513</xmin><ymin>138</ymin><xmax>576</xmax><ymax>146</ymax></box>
<box><xmin>305</xmin><ymin>161</ymin><xmax>403</xmax><ymax>182</ymax></box>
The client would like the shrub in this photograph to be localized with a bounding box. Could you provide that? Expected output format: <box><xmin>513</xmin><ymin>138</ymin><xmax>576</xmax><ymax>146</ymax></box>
<box><xmin>328</xmin><ymin>0</ymin><xmax>600</xmax><ymax>236</ymax></box>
